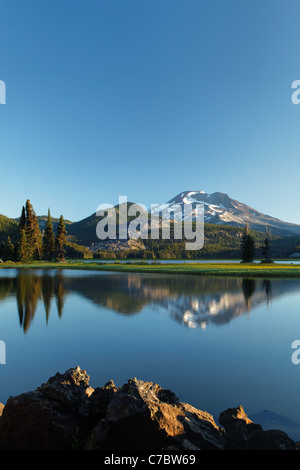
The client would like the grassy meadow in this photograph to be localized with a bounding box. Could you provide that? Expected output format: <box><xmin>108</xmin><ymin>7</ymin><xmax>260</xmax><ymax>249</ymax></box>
<box><xmin>1</xmin><ymin>259</ymin><xmax>300</xmax><ymax>278</ymax></box>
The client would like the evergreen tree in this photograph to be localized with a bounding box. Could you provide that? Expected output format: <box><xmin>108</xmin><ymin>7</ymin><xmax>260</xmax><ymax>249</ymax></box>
<box><xmin>18</xmin><ymin>206</ymin><xmax>26</xmax><ymax>233</ymax></box>
<box><xmin>17</xmin><ymin>229</ymin><xmax>29</xmax><ymax>262</ymax></box>
<box><xmin>0</xmin><ymin>240</ymin><xmax>6</xmax><ymax>258</ymax></box>
<box><xmin>55</xmin><ymin>215</ymin><xmax>67</xmax><ymax>262</ymax></box>
<box><xmin>5</xmin><ymin>236</ymin><xmax>15</xmax><ymax>260</ymax></box>
<box><xmin>25</xmin><ymin>200</ymin><xmax>42</xmax><ymax>260</ymax></box>
<box><xmin>42</xmin><ymin>209</ymin><xmax>55</xmax><ymax>261</ymax></box>
<box><xmin>261</xmin><ymin>226</ymin><xmax>272</xmax><ymax>263</ymax></box>
<box><xmin>240</xmin><ymin>224</ymin><xmax>255</xmax><ymax>263</ymax></box>
<box><xmin>16</xmin><ymin>206</ymin><xmax>26</xmax><ymax>261</ymax></box>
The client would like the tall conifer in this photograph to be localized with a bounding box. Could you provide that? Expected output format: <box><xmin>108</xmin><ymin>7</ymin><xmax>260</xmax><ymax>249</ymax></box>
<box><xmin>42</xmin><ymin>209</ymin><xmax>55</xmax><ymax>261</ymax></box>
<box><xmin>25</xmin><ymin>200</ymin><xmax>42</xmax><ymax>260</ymax></box>
<box><xmin>240</xmin><ymin>224</ymin><xmax>255</xmax><ymax>263</ymax></box>
<box><xmin>16</xmin><ymin>206</ymin><xmax>26</xmax><ymax>261</ymax></box>
<box><xmin>261</xmin><ymin>226</ymin><xmax>272</xmax><ymax>263</ymax></box>
<box><xmin>5</xmin><ymin>236</ymin><xmax>15</xmax><ymax>260</ymax></box>
<box><xmin>55</xmin><ymin>215</ymin><xmax>67</xmax><ymax>262</ymax></box>
<box><xmin>18</xmin><ymin>206</ymin><xmax>26</xmax><ymax>233</ymax></box>
<box><xmin>17</xmin><ymin>229</ymin><xmax>29</xmax><ymax>262</ymax></box>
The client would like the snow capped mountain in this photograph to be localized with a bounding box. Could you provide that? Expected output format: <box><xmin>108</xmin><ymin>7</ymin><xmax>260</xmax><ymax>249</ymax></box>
<box><xmin>157</xmin><ymin>190</ymin><xmax>300</xmax><ymax>236</ymax></box>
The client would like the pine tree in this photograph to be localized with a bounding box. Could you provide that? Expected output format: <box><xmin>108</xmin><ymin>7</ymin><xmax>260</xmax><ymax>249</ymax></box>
<box><xmin>42</xmin><ymin>209</ymin><xmax>55</xmax><ymax>261</ymax></box>
<box><xmin>18</xmin><ymin>206</ymin><xmax>26</xmax><ymax>233</ymax></box>
<box><xmin>15</xmin><ymin>201</ymin><xmax>42</xmax><ymax>262</ymax></box>
<box><xmin>25</xmin><ymin>200</ymin><xmax>42</xmax><ymax>260</ymax></box>
<box><xmin>261</xmin><ymin>226</ymin><xmax>272</xmax><ymax>263</ymax></box>
<box><xmin>5</xmin><ymin>236</ymin><xmax>15</xmax><ymax>260</ymax></box>
<box><xmin>16</xmin><ymin>206</ymin><xmax>26</xmax><ymax>261</ymax></box>
<box><xmin>55</xmin><ymin>215</ymin><xmax>67</xmax><ymax>262</ymax></box>
<box><xmin>17</xmin><ymin>228</ymin><xmax>29</xmax><ymax>262</ymax></box>
<box><xmin>240</xmin><ymin>224</ymin><xmax>255</xmax><ymax>263</ymax></box>
<box><xmin>0</xmin><ymin>240</ymin><xmax>6</xmax><ymax>258</ymax></box>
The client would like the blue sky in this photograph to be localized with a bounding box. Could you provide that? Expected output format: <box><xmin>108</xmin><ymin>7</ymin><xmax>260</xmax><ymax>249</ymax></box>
<box><xmin>1</xmin><ymin>0</ymin><xmax>300</xmax><ymax>223</ymax></box>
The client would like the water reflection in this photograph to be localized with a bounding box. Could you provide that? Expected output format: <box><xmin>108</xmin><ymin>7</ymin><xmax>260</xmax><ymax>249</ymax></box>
<box><xmin>0</xmin><ymin>269</ymin><xmax>299</xmax><ymax>332</ymax></box>
<box><xmin>16</xmin><ymin>272</ymin><xmax>66</xmax><ymax>332</ymax></box>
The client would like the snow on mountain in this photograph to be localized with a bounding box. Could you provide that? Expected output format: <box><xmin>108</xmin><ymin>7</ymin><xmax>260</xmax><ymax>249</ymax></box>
<box><xmin>153</xmin><ymin>190</ymin><xmax>300</xmax><ymax>236</ymax></box>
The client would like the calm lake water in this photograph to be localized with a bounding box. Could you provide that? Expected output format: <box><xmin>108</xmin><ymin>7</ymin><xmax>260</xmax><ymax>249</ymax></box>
<box><xmin>1</xmin><ymin>268</ymin><xmax>300</xmax><ymax>440</ymax></box>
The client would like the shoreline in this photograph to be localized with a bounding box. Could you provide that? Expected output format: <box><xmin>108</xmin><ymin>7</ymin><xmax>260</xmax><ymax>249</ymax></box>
<box><xmin>1</xmin><ymin>260</ymin><xmax>300</xmax><ymax>278</ymax></box>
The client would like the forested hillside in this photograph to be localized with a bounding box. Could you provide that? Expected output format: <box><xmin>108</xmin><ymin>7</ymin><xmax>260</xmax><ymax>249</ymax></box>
<box><xmin>1</xmin><ymin>210</ymin><xmax>300</xmax><ymax>260</ymax></box>
<box><xmin>0</xmin><ymin>215</ymin><xmax>18</xmax><ymax>243</ymax></box>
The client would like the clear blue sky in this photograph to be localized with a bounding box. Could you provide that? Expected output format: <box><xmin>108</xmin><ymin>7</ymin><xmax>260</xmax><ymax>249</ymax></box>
<box><xmin>1</xmin><ymin>0</ymin><xmax>300</xmax><ymax>223</ymax></box>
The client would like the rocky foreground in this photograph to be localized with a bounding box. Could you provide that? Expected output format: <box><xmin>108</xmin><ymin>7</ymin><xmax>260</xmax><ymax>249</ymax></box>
<box><xmin>0</xmin><ymin>366</ymin><xmax>297</xmax><ymax>450</ymax></box>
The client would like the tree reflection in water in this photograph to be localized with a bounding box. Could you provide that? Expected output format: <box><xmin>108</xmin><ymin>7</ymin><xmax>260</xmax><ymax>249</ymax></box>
<box><xmin>0</xmin><ymin>270</ymin><xmax>298</xmax><ymax>332</ymax></box>
<box><xmin>15</xmin><ymin>271</ymin><xmax>66</xmax><ymax>332</ymax></box>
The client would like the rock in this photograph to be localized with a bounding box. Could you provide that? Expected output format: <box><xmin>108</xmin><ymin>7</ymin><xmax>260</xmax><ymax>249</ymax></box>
<box><xmin>219</xmin><ymin>404</ymin><xmax>254</xmax><ymax>427</ymax></box>
<box><xmin>0</xmin><ymin>366</ymin><xmax>93</xmax><ymax>450</ymax></box>
<box><xmin>219</xmin><ymin>405</ymin><xmax>296</xmax><ymax>450</ymax></box>
<box><xmin>89</xmin><ymin>379</ymin><xmax>119</xmax><ymax>421</ymax></box>
<box><xmin>86</xmin><ymin>377</ymin><xmax>225</xmax><ymax>450</ymax></box>
<box><xmin>0</xmin><ymin>367</ymin><xmax>297</xmax><ymax>450</ymax></box>
<box><xmin>246</xmin><ymin>429</ymin><xmax>296</xmax><ymax>450</ymax></box>
<box><xmin>38</xmin><ymin>366</ymin><xmax>94</xmax><ymax>417</ymax></box>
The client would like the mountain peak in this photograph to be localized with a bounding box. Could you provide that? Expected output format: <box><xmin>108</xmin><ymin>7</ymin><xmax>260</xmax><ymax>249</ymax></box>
<box><xmin>164</xmin><ymin>190</ymin><xmax>300</xmax><ymax>237</ymax></box>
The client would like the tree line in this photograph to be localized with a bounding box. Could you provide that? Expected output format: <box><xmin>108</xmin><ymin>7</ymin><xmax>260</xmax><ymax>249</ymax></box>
<box><xmin>92</xmin><ymin>224</ymin><xmax>273</xmax><ymax>262</ymax></box>
<box><xmin>0</xmin><ymin>205</ymin><xmax>281</xmax><ymax>263</ymax></box>
<box><xmin>240</xmin><ymin>224</ymin><xmax>272</xmax><ymax>263</ymax></box>
<box><xmin>0</xmin><ymin>200</ymin><xmax>67</xmax><ymax>262</ymax></box>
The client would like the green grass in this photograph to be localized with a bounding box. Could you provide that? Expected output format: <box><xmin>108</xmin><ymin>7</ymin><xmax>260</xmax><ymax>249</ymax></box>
<box><xmin>1</xmin><ymin>259</ymin><xmax>300</xmax><ymax>278</ymax></box>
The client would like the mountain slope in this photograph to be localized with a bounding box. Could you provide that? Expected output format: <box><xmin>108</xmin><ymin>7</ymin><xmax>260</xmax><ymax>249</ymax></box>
<box><xmin>161</xmin><ymin>190</ymin><xmax>300</xmax><ymax>237</ymax></box>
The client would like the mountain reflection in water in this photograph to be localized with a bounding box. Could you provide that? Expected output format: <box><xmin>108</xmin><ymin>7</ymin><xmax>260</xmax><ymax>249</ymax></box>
<box><xmin>0</xmin><ymin>269</ymin><xmax>299</xmax><ymax>332</ymax></box>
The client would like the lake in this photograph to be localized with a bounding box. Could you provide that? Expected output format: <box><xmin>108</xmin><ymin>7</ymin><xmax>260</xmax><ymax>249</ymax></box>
<box><xmin>1</xmin><ymin>268</ymin><xmax>300</xmax><ymax>440</ymax></box>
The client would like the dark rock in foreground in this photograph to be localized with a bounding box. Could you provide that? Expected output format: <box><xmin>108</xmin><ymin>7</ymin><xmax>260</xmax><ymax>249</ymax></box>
<box><xmin>0</xmin><ymin>367</ymin><xmax>296</xmax><ymax>450</ymax></box>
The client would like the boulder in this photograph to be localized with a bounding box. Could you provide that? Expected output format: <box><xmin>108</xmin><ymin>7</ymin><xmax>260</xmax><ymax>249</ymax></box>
<box><xmin>89</xmin><ymin>379</ymin><xmax>119</xmax><ymax>420</ymax></box>
<box><xmin>85</xmin><ymin>377</ymin><xmax>225</xmax><ymax>450</ymax></box>
<box><xmin>219</xmin><ymin>405</ymin><xmax>296</xmax><ymax>450</ymax></box>
<box><xmin>0</xmin><ymin>367</ymin><xmax>297</xmax><ymax>450</ymax></box>
<box><xmin>0</xmin><ymin>366</ymin><xmax>94</xmax><ymax>450</ymax></box>
<box><xmin>246</xmin><ymin>429</ymin><xmax>296</xmax><ymax>450</ymax></box>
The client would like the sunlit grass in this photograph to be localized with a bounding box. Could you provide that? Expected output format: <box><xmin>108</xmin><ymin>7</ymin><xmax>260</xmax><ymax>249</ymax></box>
<box><xmin>1</xmin><ymin>260</ymin><xmax>300</xmax><ymax>278</ymax></box>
